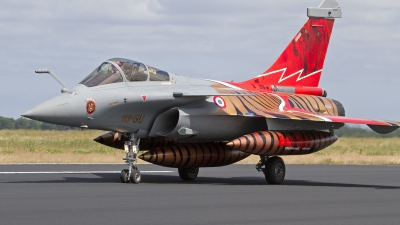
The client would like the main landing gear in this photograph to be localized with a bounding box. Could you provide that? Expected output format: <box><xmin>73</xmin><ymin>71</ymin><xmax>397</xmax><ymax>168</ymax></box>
<box><xmin>178</xmin><ymin>167</ymin><xmax>199</xmax><ymax>181</ymax></box>
<box><xmin>120</xmin><ymin>134</ymin><xmax>141</xmax><ymax>184</ymax></box>
<box><xmin>256</xmin><ymin>156</ymin><xmax>285</xmax><ymax>184</ymax></box>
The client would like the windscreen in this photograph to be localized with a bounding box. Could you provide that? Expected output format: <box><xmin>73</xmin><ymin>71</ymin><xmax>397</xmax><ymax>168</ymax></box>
<box><xmin>148</xmin><ymin>66</ymin><xmax>170</xmax><ymax>81</ymax></box>
<box><xmin>121</xmin><ymin>62</ymin><xmax>148</xmax><ymax>82</ymax></box>
<box><xmin>80</xmin><ymin>62</ymin><xmax>123</xmax><ymax>87</ymax></box>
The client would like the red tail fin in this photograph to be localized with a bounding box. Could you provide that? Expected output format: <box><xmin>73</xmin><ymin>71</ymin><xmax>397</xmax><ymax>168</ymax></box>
<box><xmin>245</xmin><ymin>0</ymin><xmax>341</xmax><ymax>88</ymax></box>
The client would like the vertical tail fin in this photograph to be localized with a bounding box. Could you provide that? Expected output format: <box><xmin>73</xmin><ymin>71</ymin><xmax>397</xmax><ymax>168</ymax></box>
<box><xmin>245</xmin><ymin>0</ymin><xmax>342</xmax><ymax>88</ymax></box>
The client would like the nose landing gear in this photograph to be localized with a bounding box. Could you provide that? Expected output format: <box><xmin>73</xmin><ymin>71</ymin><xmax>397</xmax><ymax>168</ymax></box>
<box><xmin>256</xmin><ymin>156</ymin><xmax>285</xmax><ymax>184</ymax></box>
<box><xmin>120</xmin><ymin>134</ymin><xmax>141</xmax><ymax>184</ymax></box>
<box><xmin>120</xmin><ymin>166</ymin><xmax>141</xmax><ymax>184</ymax></box>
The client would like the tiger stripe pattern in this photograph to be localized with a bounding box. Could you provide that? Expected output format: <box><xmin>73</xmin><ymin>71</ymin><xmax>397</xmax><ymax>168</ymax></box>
<box><xmin>212</xmin><ymin>84</ymin><xmax>330</xmax><ymax>121</ymax></box>
<box><xmin>288</xmin><ymin>94</ymin><xmax>343</xmax><ymax>116</ymax></box>
<box><xmin>94</xmin><ymin>132</ymin><xmax>178</xmax><ymax>150</ymax></box>
<box><xmin>140</xmin><ymin>137</ymin><xmax>179</xmax><ymax>149</ymax></box>
<box><xmin>219</xmin><ymin>94</ymin><xmax>331</xmax><ymax>121</ymax></box>
<box><xmin>139</xmin><ymin>143</ymin><xmax>250</xmax><ymax>168</ymax></box>
<box><xmin>227</xmin><ymin>130</ymin><xmax>338</xmax><ymax>156</ymax></box>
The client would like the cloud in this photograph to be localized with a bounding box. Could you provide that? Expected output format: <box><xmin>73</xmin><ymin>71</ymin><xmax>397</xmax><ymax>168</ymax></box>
<box><xmin>0</xmin><ymin>0</ymin><xmax>399</xmax><ymax>119</ymax></box>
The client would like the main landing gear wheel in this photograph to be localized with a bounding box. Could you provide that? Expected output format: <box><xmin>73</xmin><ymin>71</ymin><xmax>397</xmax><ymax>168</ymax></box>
<box><xmin>178</xmin><ymin>167</ymin><xmax>199</xmax><ymax>181</ymax></box>
<box><xmin>264</xmin><ymin>156</ymin><xmax>285</xmax><ymax>184</ymax></box>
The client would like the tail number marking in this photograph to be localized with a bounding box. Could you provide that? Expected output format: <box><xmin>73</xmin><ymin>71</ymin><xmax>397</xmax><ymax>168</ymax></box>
<box><xmin>121</xmin><ymin>115</ymin><xmax>146</xmax><ymax>124</ymax></box>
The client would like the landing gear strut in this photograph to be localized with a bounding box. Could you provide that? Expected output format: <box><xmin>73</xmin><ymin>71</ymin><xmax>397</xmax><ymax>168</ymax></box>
<box><xmin>120</xmin><ymin>134</ymin><xmax>141</xmax><ymax>184</ymax></box>
<box><xmin>178</xmin><ymin>167</ymin><xmax>199</xmax><ymax>181</ymax></box>
<box><xmin>256</xmin><ymin>156</ymin><xmax>285</xmax><ymax>184</ymax></box>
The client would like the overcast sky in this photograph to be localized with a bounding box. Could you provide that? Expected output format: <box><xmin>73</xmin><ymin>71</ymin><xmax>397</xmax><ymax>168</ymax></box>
<box><xmin>1</xmin><ymin>0</ymin><xmax>399</xmax><ymax>121</ymax></box>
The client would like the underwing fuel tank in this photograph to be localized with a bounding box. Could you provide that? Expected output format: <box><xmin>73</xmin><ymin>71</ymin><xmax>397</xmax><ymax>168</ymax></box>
<box><xmin>227</xmin><ymin>131</ymin><xmax>338</xmax><ymax>156</ymax></box>
<box><xmin>139</xmin><ymin>143</ymin><xmax>250</xmax><ymax>168</ymax></box>
<box><xmin>94</xmin><ymin>132</ymin><xmax>178</xmax><ymax>150</ymax></box>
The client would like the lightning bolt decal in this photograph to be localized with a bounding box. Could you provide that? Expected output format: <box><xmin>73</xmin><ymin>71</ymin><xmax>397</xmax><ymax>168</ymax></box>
<box><xmin>257</xmin><ymin>68</ymin><xmax>323</xmax><ymax>83</ymax></box>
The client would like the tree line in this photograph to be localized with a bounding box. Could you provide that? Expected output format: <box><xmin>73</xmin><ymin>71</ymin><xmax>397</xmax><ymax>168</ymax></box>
<box><xmin>334</xmin><ymin>125</ymin><xmax>400</xmax><ymax>138</ymax></box>
<box><xmin>1</xmin><ymin>116</ymin><xmax>400</xmax><ymax>137</ymax></box>
<box><xmin>0</xmin><ymin>116</ymin><xmax>71</xmax><ymax>130</ymax></box>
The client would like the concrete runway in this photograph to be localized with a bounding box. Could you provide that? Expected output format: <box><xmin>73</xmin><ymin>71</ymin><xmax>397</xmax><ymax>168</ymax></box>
<box><xmin>0</xmin><ymin>164</ymin><xmax>399</xmax><ymax>225</ymax></box>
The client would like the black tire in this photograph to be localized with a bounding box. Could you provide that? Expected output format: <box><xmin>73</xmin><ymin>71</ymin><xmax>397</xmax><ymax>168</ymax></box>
<box><xmin>130</xmin><ymin>170</ymin><xmax>141</xmax><ymax>184</ymax></box>
<box><xmin>178</xmin><ymin>167</ymin><xmax>199</xmax><ymax>181</ymax></box>
<box><xmin>120</xmin><ymin>169</ymin><xmax>129</xmax><ymax>183</ymax></box>
<box><xmin>264</xmin><ymin>157</ymin><xmax>285</xmax><ymax>184</ymax></box>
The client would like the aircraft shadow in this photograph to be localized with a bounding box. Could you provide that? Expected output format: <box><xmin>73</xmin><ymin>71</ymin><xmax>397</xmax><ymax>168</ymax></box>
<box><xmin>2</xmin><ymin>173</ymin><xmax>400</xmax><ymax>190</ymax></box>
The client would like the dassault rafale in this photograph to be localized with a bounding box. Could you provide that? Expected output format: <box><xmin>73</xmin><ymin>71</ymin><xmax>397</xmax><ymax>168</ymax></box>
<box><xmin>22</xmin><ymin>0</ymin><xmax>400</xmax><ymax>184</ymax></box>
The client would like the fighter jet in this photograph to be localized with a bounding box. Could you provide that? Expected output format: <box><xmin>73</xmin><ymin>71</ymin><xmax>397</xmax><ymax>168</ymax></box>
<box><xmin>22</xmin><ymin>0</ymin><xmax>400</xmax><ymax>184</ymax></box>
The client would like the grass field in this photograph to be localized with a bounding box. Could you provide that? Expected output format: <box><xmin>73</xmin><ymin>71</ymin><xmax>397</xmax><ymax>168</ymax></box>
<box><xmin>1</xmin><ymin>130</ymin><xmax>400</xmax><ymax>164</ymax></box>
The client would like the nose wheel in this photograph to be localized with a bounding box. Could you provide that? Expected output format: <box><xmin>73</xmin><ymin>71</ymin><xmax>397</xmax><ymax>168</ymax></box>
<box><xmin>120</xmin><ymin>134</ymin><xmax>141</xmax><ymax>184</ymax></box>
<box><xmin>130</xmin><ymin>168</ymin><xmax>141</xmax><ymax>183</ymax></box>
<box><xmin>120</xmin><ymin>169</ymin><xmax>129</xmax><ymax>183</ymax></box>
<box><xmin>120</xmin><ymin>167</ymin><xmax>141</xmax><ymax>183</ymax></box>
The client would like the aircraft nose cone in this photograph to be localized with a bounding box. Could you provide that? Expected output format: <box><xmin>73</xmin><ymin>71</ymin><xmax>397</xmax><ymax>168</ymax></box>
<box><xmin>21</xmin><ymin>95</ymin><xmax>70</xmax><ymax>124</ymax></box>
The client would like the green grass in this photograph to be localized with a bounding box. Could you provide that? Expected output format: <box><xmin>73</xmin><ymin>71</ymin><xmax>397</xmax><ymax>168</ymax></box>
<box><xmin>2</xmin><ymin>130</ymin><xmax>400</xmax><ymax>156</ymax></box>
<box><xmin>0</xmin><ymin>130</ymin><xmax>115</xmax><ymax>154</ymax></box>
<box><xmin>46</xmin><ymin>149</ymin><xmax>63</xmax><ymax>154</ymax></box>
<box><xmin>313</xmin><ymin>137</ymin><xmax>400</xmax><ymax>156</ymax></box>
<box><xmin>1</xmin><ymin>130</ymin><xmax>400</xmax><ymax>164</ymax></box>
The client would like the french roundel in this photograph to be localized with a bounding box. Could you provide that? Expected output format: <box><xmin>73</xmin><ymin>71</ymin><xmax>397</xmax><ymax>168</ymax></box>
<box><xmin>213</xmin><ymin>96</ymin><xmax>226</xmax><ymax>109</ymax></box>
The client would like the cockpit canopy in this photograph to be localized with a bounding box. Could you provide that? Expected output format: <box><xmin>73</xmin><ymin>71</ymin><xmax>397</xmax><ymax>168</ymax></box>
<box><xmin>80</xmin><ymin>58</ymin><xmax>170</xmax><ymax>87</ymax></box>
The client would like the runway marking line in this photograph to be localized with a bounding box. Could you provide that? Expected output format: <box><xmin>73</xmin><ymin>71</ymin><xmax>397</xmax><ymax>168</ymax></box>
<box><xmin>0</xmin><ymin>171</ymin><xmax>173</xmax><ymax>174</ymax></box>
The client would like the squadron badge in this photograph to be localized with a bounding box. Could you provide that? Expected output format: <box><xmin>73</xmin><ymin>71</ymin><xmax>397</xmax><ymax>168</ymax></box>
<box><xmin>86</xmin><ymin>100</ymin><xmax>96</xmax><ymax>114</ymax></box>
